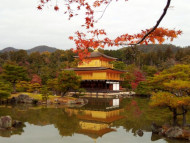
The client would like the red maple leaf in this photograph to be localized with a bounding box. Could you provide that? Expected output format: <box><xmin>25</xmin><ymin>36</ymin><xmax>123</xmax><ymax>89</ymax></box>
<box><xmin>37</xmin><ymin>5</ymin><xmax>42</xmax><ymax>10</ymax></box>
<box><xmin>54</xmin><ymin>5</ymin><xmax>59</xmax><ymax>11</ymax></box>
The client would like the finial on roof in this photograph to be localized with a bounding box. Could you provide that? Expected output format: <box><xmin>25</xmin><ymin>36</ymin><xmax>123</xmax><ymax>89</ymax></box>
<box><xmin>94</xmin><ymin>48</ymin><xmax>98</xmax><ymax>52</ymax></box>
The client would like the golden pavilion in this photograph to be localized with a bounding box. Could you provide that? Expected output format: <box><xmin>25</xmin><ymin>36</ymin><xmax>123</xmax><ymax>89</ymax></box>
<box><xmin>70</xmin><ymin>49</ymin><xmax>125</xmax><ymax>96</ymax></box>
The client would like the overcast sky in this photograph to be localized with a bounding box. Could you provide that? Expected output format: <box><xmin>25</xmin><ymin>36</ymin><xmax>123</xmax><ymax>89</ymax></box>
<box><xmin>0</xmin><ymin>0</ymin><xmax>189</xmax><ymax>50</ymax></box>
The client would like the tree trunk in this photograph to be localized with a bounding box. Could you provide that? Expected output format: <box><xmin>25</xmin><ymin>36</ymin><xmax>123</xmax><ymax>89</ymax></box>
<box><xmin>182</xmin><ymin>107</ymin><xmax>187</xmax><ymax>127</ymax></box>
<box><xmin>173</xmin><ymin>108</ymin><xmax>177</xmax><ymax>126</ymax></box>
<box><xmin>183</xmin><ymin>113</ymin><xmax>186</xmax><ymax>126</ymax></box>
<box><xmin>13</xmin><ymin>82</ymin><xmax>16</xmax><ymax>93</ymax></box>
<box><xmin>46</xmin><ymin>96</ymin><xmax>48</xmax><ymax>104</ymax></box>
<box><xmin>61</xmin><ymin>87</ymin><xmax>70</xmax><ymax>97</ymax></box>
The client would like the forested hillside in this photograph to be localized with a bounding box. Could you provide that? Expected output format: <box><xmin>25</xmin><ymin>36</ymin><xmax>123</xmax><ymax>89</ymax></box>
<box><xmin>102</xmin><ymin>44</ymin><xmax>190</xmax><ymax>69</ymax></box>
<box><xmin>0</xmin><ymin>44</ymin><xmax>189</xmax><ymax>93</ymax></box>
<box><xmin>0</xmin><ymin>49</ymin><xmax>75</xmax><ymax>84</ymax></box>
<box><xmin>0</xmin><ymin>44</ymin><xmax>190</xmax><ymax>84</ymax></box>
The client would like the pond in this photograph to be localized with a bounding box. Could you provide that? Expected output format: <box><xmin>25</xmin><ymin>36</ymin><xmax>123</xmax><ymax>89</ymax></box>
<box><xmin>0</xmin><ymin>97</ymin><xmax>189</xmax><ymax>143</ymax></box>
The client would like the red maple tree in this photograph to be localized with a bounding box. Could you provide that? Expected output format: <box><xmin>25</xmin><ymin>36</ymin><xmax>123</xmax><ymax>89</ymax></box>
<box><xmin>37</xmin><ymin>0</ymin><xmax>182</xmax><ymax>59</ymax></box>
<box><xmin>31</xmin><ymin>74</ymin><xmax>42</xmax><ymax>85</ymax></box>
<box><xmin>131</xmin><ymin>70</ymin><xmax>145</xmax><ymax>89</ymax></box>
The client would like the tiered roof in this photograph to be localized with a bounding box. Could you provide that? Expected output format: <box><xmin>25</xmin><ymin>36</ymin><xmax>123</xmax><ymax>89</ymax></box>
<box><xmin>67</xmin><ymin>67</ymin><xmax>125</xmax><ymax>72</ymax></box>
<box><xmin>74</xmin><ymin>50</ymin><xmax>117</xmax><ymax>60</ymax></box>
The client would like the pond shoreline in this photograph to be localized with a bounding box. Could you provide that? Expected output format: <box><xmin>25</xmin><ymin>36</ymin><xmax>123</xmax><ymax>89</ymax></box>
<box><xmin>151</xmin><ymin>123</ymin><xmax>190</xmax><ymax>141</ymax></box>
<box><xmin>0</xmin><ymin>96</ymin><xmax>190</xmax><ymax>143</ymax></box>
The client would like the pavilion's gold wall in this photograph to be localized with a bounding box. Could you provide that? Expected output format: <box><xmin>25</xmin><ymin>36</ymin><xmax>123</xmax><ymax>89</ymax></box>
<box><xmin>65</xmin><ymin>108</ymin><xmax>121</xmax><ymax>119</ymax></box>
<box><xmin>79</xmin><ymin>121</ymin><xmax>109</xmax><ymax>131</ymax></box>
<box><xmin>78</xmin><ymin>59</ymin><xmax>113</xmax><ymax>68</ymax></box>
<box><xmin>76</xmin><ymin>71</ymin><xmax>122</xmax><ymax>80</ymax></box>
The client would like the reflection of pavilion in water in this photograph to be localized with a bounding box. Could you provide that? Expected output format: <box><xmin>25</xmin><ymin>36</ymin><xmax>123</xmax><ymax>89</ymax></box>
<box><xmin>65</xmin><ymin>105</ymin><xmax>124</xmax><ymax>142</ymax></box>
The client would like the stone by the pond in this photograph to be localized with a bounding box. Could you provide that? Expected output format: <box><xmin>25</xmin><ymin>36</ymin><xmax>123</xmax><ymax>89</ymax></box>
<box><xmin>67</xmin><ymin>100</ymin><xmax>76</xmax><ymax>104</ymax></box>
<box><xmin>152</xmin><ymin>124</ymin><xmax>190</xmax><ymax>141</ymax></box>
<box><xmin>12</xmin><ymin>120</ymin><xmax>22</xmax><ymax>128</ymax></box>
<box><xmin>165</xmin><ymin>126</ymin><xmax>183</xmax><ymax>138</ymax></box>
<box><xmin>0</xmin><ymin>116</ymin><xmax>12</xmax><ymax>129</ymax></box>
<box><xmin>75</xmin><ymin>99</ymin><xmax>84</xmax><ymax>104</ymax></box>
<box><xmin>151</xmin><ymin>123</ymin><xmax>162</xmax><ymax>134</ymax></box>
<box><xmin>136</xmin><ymin>129</ymin><xmax>144</xmax><ymax>137</ymax></box>
<box><xmin>16</xmin><ymin>94</ymin><xmax>34</xmax><ymax>104</ymax></box>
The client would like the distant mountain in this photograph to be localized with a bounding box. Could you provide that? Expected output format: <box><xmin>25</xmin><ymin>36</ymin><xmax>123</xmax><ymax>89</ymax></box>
<box><xmin>0</xmin><ymin>45</ymin><xmax>58</xmax><ymax>54</ymax></box>
<box><xmin>136</xmin><ymin>44</ymin><xmax>181</xmax><ymax>53</ymax></box>
<box><xmin>0</xmin><ymin>44</ymin><xmax>189</xmax><ymax>54</ymax></box>
<box><xmin>27</xmin><ymin>45</ymin><xmax>57</xmax><ymax>54</ymax></box>
<box><xmin>120</xmin><ymin>44</ymin><xmax>182</xmax><ymax>53</ymax></box>
<box><xmin>0</xmin><ymin>47</ymin><xmax>19</xmax><ymax>53</ymax></box>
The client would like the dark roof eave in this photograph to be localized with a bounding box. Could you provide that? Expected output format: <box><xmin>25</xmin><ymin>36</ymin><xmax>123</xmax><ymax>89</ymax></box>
<box><xmin>64</xmin><ymin>67</ymin><xmax>126</xmax><ymax>72</ymax></box>
<box><xmin>74</xmin><ymin>51</ymin><xmax>117</xmax><ymax>60</ymax></box>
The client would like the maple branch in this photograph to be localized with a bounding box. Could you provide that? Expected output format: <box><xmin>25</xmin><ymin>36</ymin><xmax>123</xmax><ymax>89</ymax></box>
<box><xmin>135</xmin><ymin>0</ymin><xmax>171</xmax><ymax>45</ymax></box>
<box><xmin>96</xmin><ymin>0</ymin><xmax>112</xmax><ymax>22</ymax></box>
<box><xmin>84</xmin><ymin>0</ymin><xmax>172</xmax><ymax>47</ymax></box>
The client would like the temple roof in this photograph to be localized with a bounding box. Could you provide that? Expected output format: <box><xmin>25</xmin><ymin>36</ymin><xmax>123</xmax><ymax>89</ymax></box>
<box><xmin>66</xmin><ymin>67</ymin><xmax>125</xmax><ymax>72</ymax></box>
<box><xmin>67</xmin><ymin>67</ymin><xmax>107</xmax><ymax>71</ymax></box>
<box><xmin>74</xmin><ymin>50</ymin><xmax>117</xmax><ymax>60</ymax></box>
<box><xmin>77</xmin><ymin>128</ymin><xmax>116</xmax><ymax>139</ymax></box>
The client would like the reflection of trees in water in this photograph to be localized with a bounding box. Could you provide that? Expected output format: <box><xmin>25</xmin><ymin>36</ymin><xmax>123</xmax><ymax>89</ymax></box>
<box><xmin>0</xmin><ymin>99</ymin><xmax>189</xmax><ymax>142</ymax></box>
<box><xmin>0</xmin><ymin>124</ymin><xmax>26</xmax><ymax>137</ymax></box>
<box><xmin>114</xmin><ymin>98</ymin><xmax>190</xmax><ymax>142</ymax></box>
<box><xmin>53</xmin><ymin>109</ymin><xmax>80</xmax><ymax>136</ymax></box>
<box><xmin>117</xmin><ymin>98</ymin><xmax>172</xmax><ymax>131</ymax></box>
<box><xmin>0</xmin><ymin>106</ymin><xmax>26</xmax><ymax>137</ymax></box>
<box><xmin>0</xmin><ymin>106</ymin><xmax>79</xmax><ymax>137</ymax></box>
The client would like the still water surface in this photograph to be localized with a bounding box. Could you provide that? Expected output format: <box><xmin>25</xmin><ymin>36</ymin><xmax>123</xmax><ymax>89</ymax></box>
<box><xmin>0</xmin><ymin>97</ymin><xmax>189</xmax><ymax>143</ymax></box>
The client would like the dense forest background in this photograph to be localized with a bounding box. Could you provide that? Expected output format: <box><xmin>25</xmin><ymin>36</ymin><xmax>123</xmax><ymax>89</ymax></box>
<box><xmin>0</xmin><ymin>44</ymin><xmax>190</xmax><ymax>85</ymax></box>
<box><xmin>0</xmin><ymin>44</ymin><xmax>190</xmax><ymax>127</ymax></box>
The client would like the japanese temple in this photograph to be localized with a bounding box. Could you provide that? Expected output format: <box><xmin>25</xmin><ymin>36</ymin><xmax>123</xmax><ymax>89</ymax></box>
<box><xmin>69</xmin><ymin>49</ymin><xmax>125</xmax><ymax>97</ymax></box>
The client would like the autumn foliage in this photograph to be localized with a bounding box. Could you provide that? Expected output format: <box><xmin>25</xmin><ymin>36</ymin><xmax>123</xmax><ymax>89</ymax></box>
<box><xmin>58</xmin><ymin>70</ymin><xmax>81</xmax><ymax>96</ymax></box>
<box><xmin>149</xmin><ymin>64</ymin><xmax>190</xmax><ymax>125</ymax></box>
<box><xmin>126</xmin><ymin>100</ymin><xmax>142</xmax><ymax>118</ymax></box>
<box><xmin>70</xmin><ymin>28</ymin><xmax>181</xmax><ymax>60</ymax></box>
<box><xmin>37</xmin><ymin>0</ymin><xmax>182</xmax><ymax>59</ymax></box>
<box><xmin>31</xmin><ymin>74</ymin><xmax>42</xmax><ymax>85</ymax></box>
<box><xmin>122</xmin><ymin>66</ymin><xmax>145</xmax><ymax>90</ymax></box>
<box><xmin>131</xmin><ymin>70</ymin><xmax>145</xmax><ymax>89</ymax></box>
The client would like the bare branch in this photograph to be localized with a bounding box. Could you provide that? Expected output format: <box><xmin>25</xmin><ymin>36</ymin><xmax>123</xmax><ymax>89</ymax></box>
<box><xmin>135</xmin><ymin>0</ymin><xmax>171</xmax><ymax>45</ymax></box>
<box><xmin>95</xmin><ymin>0</ymin><xmax>112</xmax><ymax>22</ymax></box>
<box><xmin>96</xmin><ymin>0</ymin><xmax>171</xmax><ymax>46</ymax></box>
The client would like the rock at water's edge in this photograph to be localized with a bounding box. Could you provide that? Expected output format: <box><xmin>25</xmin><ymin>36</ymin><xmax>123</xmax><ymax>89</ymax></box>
<box><xmin>136</xmin><ymin>129</ymin><xmax>144</xmax><ymax>137</ymax></box>
<box><xmin>151</xmin><ymin>123</ymin><xmax>190</xmax><ymax>141</ymax></box>
<box><xmin>165</xmin><ymin>126</ymin><xmax>183</xmax><ymax>138</ymax></box>
<box><xmin>151</xmin><ymin>123</ymin><xmax>162</xmax><ymax>134</ymax></box>
<box><xmin>0</xmin><ymin>116</ymin><xmax>12</xmax><ymax>129</ymax></box>
<box><xmin>12</xmin><ymin>120</ymin><xmax>22</xmax><ymax>128</ymax></box>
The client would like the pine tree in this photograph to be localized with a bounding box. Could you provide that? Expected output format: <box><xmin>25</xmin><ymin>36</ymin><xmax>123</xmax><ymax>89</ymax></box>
<box><xmin>1</xmin><ymin>64</ymin><xmax>28</xmax><ymax>93</ymax></box>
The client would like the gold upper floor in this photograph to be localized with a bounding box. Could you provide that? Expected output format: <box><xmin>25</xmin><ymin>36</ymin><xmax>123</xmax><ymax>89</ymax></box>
<box><xmin>76</xmin><ymin>70</ymin><xmax>124</xmax><ymax>81</ymax></box>
<box><xmin>78</xmin><ymin>58</ymin><xmax>113</xmax><ymax>68</ymax></box>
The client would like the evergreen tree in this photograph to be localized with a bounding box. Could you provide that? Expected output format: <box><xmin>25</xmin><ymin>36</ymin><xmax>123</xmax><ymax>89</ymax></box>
<box><xmin>1</xmin><ymin>64</ymin><xmax>28</xmax><ymax>93</ymax></box>
<box><xmin>58</xmin><ymin>70</ymin><xmax>81</xmax><ymax>96</ymax></box>
<box><xmin>41</xmin><ymin>85</ymin><xmax>49</xmax><ymax>103</ymax></box>
<box><xmin>175</xmin><ymin>49</ymin><xmax>184</xmax><ymax>61</ymax></box>
<box><xmin>0</xmin><ymin>79</ymin><xmax>12</xmax><ymax>102</ymax></box>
